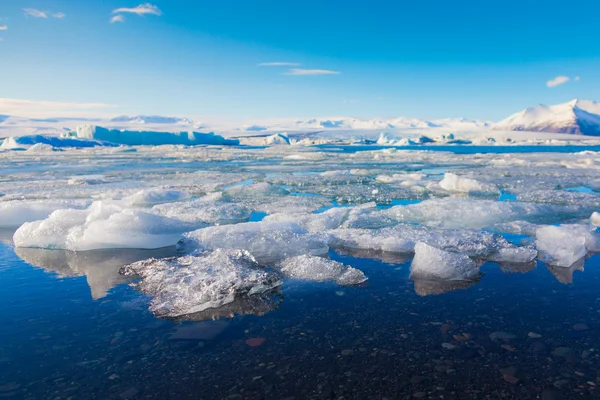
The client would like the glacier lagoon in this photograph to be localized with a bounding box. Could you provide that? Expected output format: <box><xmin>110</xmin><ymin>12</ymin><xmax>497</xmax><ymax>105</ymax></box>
<box><xmin>1</xmin><ymin>144</ymin><xmax>600</xmax><ymax>399</ymax></box>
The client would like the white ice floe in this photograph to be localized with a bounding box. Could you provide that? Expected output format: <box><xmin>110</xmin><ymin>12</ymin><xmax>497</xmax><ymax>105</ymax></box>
<box><xmin>14</xmin><ymin>201</ymin><xmax>193</xmax><ymax>251</ymax></box>
<box><xmin>276</xmin><ymin>255</ymin><xmax>367</xmax><ymax>285</ymax></box>
<box><xmin>329</xmin><ymin>224</ymin><xmax>516</xmax><ymax>258</ymax></box>
<box><xmin>121</xmin><ymin>249</ymin><xmax>282</xmax><ymax>318</ymax></box>
<box><xmin>151</xmin><ymin>198</ymin><xmax>251</xmax><ymax>226</ymax></box>
<box><xmin>438</xmin><ymin>173</ymin><xmax>499</xmax><ymax>194</ymax></box>
<box><xmin>0</xmin><ymin>199</ymin><xmax>90</xmax><ymax>227</ymax></box>
<box><xmin>486</xmin><ymin>247</ymin><xmax>538</xmax><ymax>263</ymax></box>
<box><xmin>180</xmin><ymin>221</ymin><xmax>329</xmax><ymax>264</ymax></box>
<box><xmin>124</xmin><ymin>188</ymin><xmax>191</xmax><ymax>206</ymax></box>
<box><xmin>223</xmin><ymin>182</ymin><xmax>289</xmax><ymax>199</ymax></box>
<box><xmin>409</xmin><ymin>242</ymin><xmax>480</xmax><ymax>281</ymax></box>
<box><xmin>535</xmin><ymin>224</ymin><xmax>600</xmax><ymax>267</ymax></box>
<box><xmin>591</xmin><ymin>212</ymin><xmax>600</xmax><ymax>227</ymax></box>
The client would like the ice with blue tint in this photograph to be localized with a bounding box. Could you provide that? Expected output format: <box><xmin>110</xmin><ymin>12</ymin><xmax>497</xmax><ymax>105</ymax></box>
<box><xmin>3</xmin><ymin>142</ymin><xmax>600</xmax><ymax>311</ymax></box>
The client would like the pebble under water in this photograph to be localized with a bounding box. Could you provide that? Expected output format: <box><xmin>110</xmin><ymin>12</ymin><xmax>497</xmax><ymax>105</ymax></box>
<box><xmin>0</xmin><ymin>243</ymin><xmax>599</xmax><ymax>400</ymax></box>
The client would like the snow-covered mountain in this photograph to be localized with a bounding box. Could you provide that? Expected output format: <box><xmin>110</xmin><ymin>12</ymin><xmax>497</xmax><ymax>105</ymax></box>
<box><xmin>110</xmin><ymin>115</ymin><xmax>194</xmax><ymax>125</ymax></box>
<box><xmin>494</xmin><ymin>99</ymin><xmax>600</xmax><ymax>136</ymax></box>
<box><xmin>242</xmin><ymin>116</ymin><xmax>490</xmax><ymax>132</ymax></box>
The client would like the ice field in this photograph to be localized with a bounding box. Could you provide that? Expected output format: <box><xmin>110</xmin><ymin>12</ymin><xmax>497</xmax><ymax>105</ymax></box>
<box><xmin>2</xmin><ymin>143</ymin><xmax>600</xmax><ymax>314</ymax></box>
<box><xmin>2</xmin><ymin>143</ymin><xmax>600</xmax><ymax>398</ymax></box>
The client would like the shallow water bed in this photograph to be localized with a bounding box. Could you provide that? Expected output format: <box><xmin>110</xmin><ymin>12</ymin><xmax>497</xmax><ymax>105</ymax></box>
<box><xmin>1</xmin><ymin>242</ymin><xmax>599</xmax><ymax>399</ymax></box>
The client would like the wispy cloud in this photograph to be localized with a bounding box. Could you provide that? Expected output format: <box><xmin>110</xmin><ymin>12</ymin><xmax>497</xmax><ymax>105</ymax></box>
<box><xmin>23</xmin><ymin>9</ymin><xmax>65</xmax><ymax>19</ymax></box>
<box><xmin>285</xmin><ymin>68</ymin><xmax>340</xmax><ymax>76</ymax></box>
<box><xmin>112</xmin><ymin>3</ymin><xmax>162</xmax><ymax>16</ymax></box>
<box><xmin>0</xmin><ymin>26</ymin><xmax>7</xmax><ymax>31</ymax></box>
<box><xmin>546</xmin><ymin>75</ymin><xmax>572</xmax><ymax>88</ymax></box>
<box><xmin>0</xmin><ymin>98</ymin><xmax>117</xmax><ymax>118</ymax></box>
<box><xmin>258</xmin><ymin>62</ymin><xmax>300</xmax><ymax>67</ymax></box>
<box><xmin>110</xmin><ymin>15</ymin><xmax>125</xmax><ymax>23</ymax></box>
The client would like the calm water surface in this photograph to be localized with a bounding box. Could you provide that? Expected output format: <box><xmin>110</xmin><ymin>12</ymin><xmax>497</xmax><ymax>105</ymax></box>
<box><xmin>1</xmin><ymin>241</ymin><xmax>599</xmax><ymax>399</ymax></box>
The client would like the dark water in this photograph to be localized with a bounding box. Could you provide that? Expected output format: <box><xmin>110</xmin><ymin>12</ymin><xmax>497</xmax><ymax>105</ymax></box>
<box><xmin>1</xmin><ymin>242</ymin><xmax>599</xmax><ymax>400</ymax></box>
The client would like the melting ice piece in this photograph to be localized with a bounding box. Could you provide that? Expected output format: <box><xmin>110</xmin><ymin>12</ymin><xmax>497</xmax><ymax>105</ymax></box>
<box><xmin>181</xmin><ymin>221</ymin><xmax>329</xmax><ymax>265</ymax></box>
<box><xmin>535</xmin><ymin>226</ymin><xmax>587</xmax><ymax>267</ymax></box>
<box><xmin>124</xmin><ymin>189</ymin><xmax>191</xmax><ymax>206</ymax></box>
<box><xmin>223</xmin><ymin>182</ymin><xmax>289</xmax><ymax>199</ymax></box>
<box><xmin>409</xmin><ymin>242</ymin><xmax>480</xmax><ymax>281</ymax></box>
<box><xmin>591</xmin><ymin>212</ymin><xmax>600</xmax><ymax>227</ymax></box>
<box><xmin>14</xmin><ymin>201</ymin><xmax>193</xmax><ymax>251</ymax></box>
<box><xmin>151</xmin><ymin>199</ymin><xmax>251</xmax><ymax>226</ymax></box>
<box><xmin>120</xmin><ymin>249</ymin><xmax>282</xmax><ymax>318</ymax></box>
<box><xmin>276</xmin><ymin>255</ymin><xmax>367</xmax><ymax>285</ymax></box>
<box><xmin>438</xmin><ymin>173</ymin><xmax>499</xmax><ymax>194</ymax></box>
<box><xmin>487</xmin><ymin>247</ymin><xmax>538</xmax><ymax>263</ymax></box>
<box><xmin>263</xmin><ymin>207</ymin><xmax>352</xmax><ymax>232</ymax></box>
<box><xmin>0</xmin><ymin>199</ymin><xmax>90</xmax><ymax>228</ymax></box>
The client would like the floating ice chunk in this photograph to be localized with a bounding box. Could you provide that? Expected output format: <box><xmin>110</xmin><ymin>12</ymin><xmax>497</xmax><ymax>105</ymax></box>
<box><xmin>151</xmin><ymin>199</ymin><xmax>251</xmax><ymax>226</ymax></box>
<box><xmin>121</xmin><ymin>249</ymin><xmax>282</xmax><ymax>318</ymax></box>
<box><xmin>591</xmin><ymin>212</ymin><xmax>600</xmax><ymax>227</ymax></box>
<box><xmin>330</xmin><ymin>224</ymin><xmax>514</xmax><ymax>258</ymax></box>
<box><xmin>276</xmin><ymin>255</ymin><xmax>367</xmax><ymax>285</ymax></box>
<box><xmin>384</xmin><ymin>198</ymin><xmax>555</xmax><ymax>230</ymax></box>
<box><xmin>181</xmin><ymin>221</ymin><xmax>329</xmax><ymax>264</ymax></box>
<box><xmin>410</xmin><ymin>242</ymin><xmax>479</xmax><ymax>281</ymax></box>
<box><xmin>487</xmin><ymin>247</ymin><xmax>538</xmax><ymax>263</ymax></box>
<box><xmin>223</xmin><ymin>182</ymin><xmax>289</xmax><ymax>199</ymax></box>
<box><xmin>536</xmin><ymin>226</ymin><xmax>587</xmax><ymax>267</ymax></box>
<box><xmin>264</xmin><ymin>207</ymin><xmax>350</xmax><ymax>232</ymax></box>
<box><xmin>0</xmin><ymin>199</ymin><xmax>90</xmax><ymax>228</ymax></box>
<box><xmin>438</xmin><ymin>173</ymin><xmax>499</xmax><ymax>194</ymax></box>
<box><xmin>376</xmin><ymin>173</ymin><xmax>425</xmax><ymax>183</ymax></box>
<box><xmin>14</xmin><ymin>201</ymin><xmax>193</xmax><ymax>251</ymax></box>
<box><xmin>124</xmin><ymin>189</ymin><xmax>191</xmax><ymax>206</ymax></box>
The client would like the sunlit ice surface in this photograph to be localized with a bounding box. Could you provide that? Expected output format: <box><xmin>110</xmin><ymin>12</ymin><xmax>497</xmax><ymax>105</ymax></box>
<box><xmin>1</xmin><ymin>144</ymin><xmax>600</xmax><ymax>399</ymax></box>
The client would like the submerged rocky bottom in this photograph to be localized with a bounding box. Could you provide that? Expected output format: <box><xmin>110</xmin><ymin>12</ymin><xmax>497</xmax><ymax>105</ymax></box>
<box><xmin>1</xmin><ymin>244</ymin><xmax>599</xmax><ymax>400</ymax></box>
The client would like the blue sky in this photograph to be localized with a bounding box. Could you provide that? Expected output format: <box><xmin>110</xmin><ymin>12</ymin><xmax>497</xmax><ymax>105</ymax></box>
<box><xmin>1</xmin><ymin>0</ymin><xmax>599</xmax><ymax>120</ymax></box>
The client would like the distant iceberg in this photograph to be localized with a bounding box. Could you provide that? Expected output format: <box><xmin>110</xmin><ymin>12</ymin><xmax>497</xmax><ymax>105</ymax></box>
<box><xmin>70</xmin><ymin>125</ymin><xmax>239</xmax><ymax>146</ymax></box>
<box><xmin>0</xmin><ymin>125</ymin><xmax>239</xmax><ymax>149</ymax></box>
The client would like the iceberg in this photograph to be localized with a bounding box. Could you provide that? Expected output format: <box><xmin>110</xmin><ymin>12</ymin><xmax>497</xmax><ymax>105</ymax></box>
<box><xmin>0</xmin><ymin>135</ymin><xmax>111</xmax><ymax>150</ymax></box>
<box><xmin>536</xmin><ymin>224</ymin><xmax>600</xmax><ymax>267</ymax></box>
<box><xmin>120</xmin><ymin>249</ymin><xmax>282</xmax><ymax>318</ymax></box>
<box><xmin>71</xmin><ymin>125</ymin><xmax>239</xmax><ymax>146</ymax></box>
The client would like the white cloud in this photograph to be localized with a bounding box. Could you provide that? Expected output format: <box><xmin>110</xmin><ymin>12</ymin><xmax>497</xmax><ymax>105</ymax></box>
<box><xmin>23</xmin><ymin>8</ymin><xmax>48</xmax><ymax>18</ymax></box>
<box><xmin>574</xmin><ymin>76</ymin><xmax>581</xmax><ymax>81</ymax></box>
<box><xmin>285</xmin><ymin>68</ymin><xmax>340</xmax><ymax>76</ymax></box>
<box><xmin>258</xmin><ymin>62</ymin><xmax>300</xmax><ymax>67</ymax></box>
<box><xmin>23</xmin><ymin>9</ymin><xmax>65</xmax><ymax>19</ymax></box>
<box><xmin>110</xmin><ymin>15</ymin><xmax>125</xmax><ymax>23</ymax></box>
<box><xmin>0</xmin><ymin>98</ymin><xmax>117</xmax><ymax>118</ymax></box>
<box><xmin>112</xmin><ymin>3</ymin><xmax>162</xmax><ymax>16</ymax></box>
<box><xmin>546</xmin><ymin>75</ymin><xmax>570</xmax><ymax>88</ymax></box>
<box><xmin>0</xmin><ymin>26</ymin><xmax>7</xmax><ymax>31</ymax></box>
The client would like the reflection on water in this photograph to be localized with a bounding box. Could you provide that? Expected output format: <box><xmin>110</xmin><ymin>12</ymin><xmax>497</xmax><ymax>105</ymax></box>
<box><xmin>173</xmin><ymin>288</ymin><xmax>284</xmax><ymax>322</ymax></box>
<box><xmin>499</xmin><ymin>261</ymin><xmax>537</xmax><ymax>274</ymax></box>
<box><xmin>546</xmin><ymin>259</ymin><xmax>585</xmax><ymax>284</ymax></box>
<box><xmin>335</xmin><ymin>247</ymin><xmax>413</xmax><ymax>265</ymax></box>
<box><xmin>412</xmin><ymin>278</ymin><xmax>477</xmax><ymax>296</ymax></box>
<box><xmin>14</xmin><ymin>246</ymin><xmax>178</xmax><ymax>299</ymax></box>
